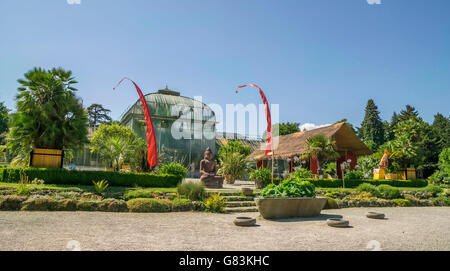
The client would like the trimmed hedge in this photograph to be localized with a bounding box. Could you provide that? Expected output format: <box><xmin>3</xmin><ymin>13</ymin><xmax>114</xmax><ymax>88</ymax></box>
<box><xmin>0</xmin><ymin>167</ymin><xmax>182</xmax><ymax>188</ymax></box>
<box><xmin>298</xmin><ymin>178</ymin><xmax>428</xmax><ymax>188</ymax></box>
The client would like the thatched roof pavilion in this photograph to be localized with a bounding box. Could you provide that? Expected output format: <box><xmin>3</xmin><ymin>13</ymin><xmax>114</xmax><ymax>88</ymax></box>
<box><xmin>249</xmin><ymin>122</ymin><xmax>372</xmax><ymax>178</ymax></box>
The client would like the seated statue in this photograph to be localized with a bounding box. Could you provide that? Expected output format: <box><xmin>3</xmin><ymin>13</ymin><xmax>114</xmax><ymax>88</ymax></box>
<box><xmin>200</xmin><ymin>147</ymin><xmax>224</xmax><ymax>188</ymax></box>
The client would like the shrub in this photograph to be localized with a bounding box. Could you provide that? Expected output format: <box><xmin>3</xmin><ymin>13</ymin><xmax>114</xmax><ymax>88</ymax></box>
<box><xmin>292</xmin><ymin>178</ymin><xmax>427</xmax><ymax>188</ymax></box>
<box><xmin>177</xmin><ymin>182</ymin><xmax>206</xmax><ymax>201</ymax></box>
<box><xmin>204</xmin><ymin>193</ymin><xmax>227</xmax><ymax>213</ymax></box>
<box><xmin>260</xmin><ymin>179</ymin><xmax>316</xmax><ymax>198</ymax></box>
<box><xmin>377</xmin><ymin>185</ymin><xmax>401</xmax><ymax>199</ymax></box>
<box><xmin>126</xmin><ymin>198</ymin><xmax>171</xmax><ymax>213</ymax></box>
<box><xmin>76</xmin><ymin>201</ymin><xmax>99</xmax><ymax>211</ymax></box>
<box><xmin>123</xmin><ymin>189</ymin><xmax>153</xmax><ymax>201</ymax></box>
<box><xmin>356</xmin><ymin>183</ymin><xmax>380</xmax><ymax>197</ymax></box>
<box><xmin>171</xmin><ymin>197</ymin><xmax>194</xmax><ymax>212</ymax></box>
<box><xmin>55</xmin><ymin>199</ymin><xmax>77</xmax><ymax>211</ymax></box>
<box><xmin>0</xmin><ymin>167</ymin><xmax>182</xmax><ymax>187</ymax></box>
<box><xmin>291</xmin><ymin>168</ymin><xmax>313</xmax><ymax>179</ymax></box>
<box><xmin>392</xmin><ymin>199</ymin><xmax>411</xmax><ymax>207</ymax></box>
<box><xmin>93</xmin><ymin>180</ymin><xmax>109</xmax><ymax>194</ymax></box>
<box><xmin>324</xmin><ymin>191</ymin><xmax>340</xmax><ymax>199</ymax></box>
<box><xmin>424</xmin><ymin>185</ymin><xmax>443</xmax><ymax>196</ymax></box>
<box><xmin>249</xmin><ymin>168</ymin><xmax>272</xmax><ymax>189</ymax></box>
<box><xmin>0</xmin><ymin>195</ymin><xmax>27</xmax><ymax>210</ymax></box>
<box><xmin>97</xmin><ymin>198</ymin><xmax>128</xmax><ymax>212</ymax></box>
<box><xmin>21</xmin><ymin>197</ymin><xmax>59</xmax><ymax>211</ymax></box>
<box><xmin>344</xmin><ymin>170</ymin><xmax>364</xmax><ymax>181</ymax></box>
<box><xmin>158</xmin><ymin>162</ymin><xmax>188</xmax><ymax>179</ymax></box>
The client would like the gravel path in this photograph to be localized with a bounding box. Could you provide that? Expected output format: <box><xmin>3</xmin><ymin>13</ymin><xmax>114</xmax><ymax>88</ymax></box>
<box><xmin>0</xmin><ymin>207</ymin><xmax>449</xmax><ymax>251</ymax></box>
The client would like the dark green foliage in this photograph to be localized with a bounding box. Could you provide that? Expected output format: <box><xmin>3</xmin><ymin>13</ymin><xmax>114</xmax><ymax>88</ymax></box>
<box><xmin>249</xmin><ymin>168</ymin><xmax>272</xmax><ymax>188</ymax></box>
<box><xmin>218</xmin><ymin>141</ymin><xmax>251</xmax><ymax>157</ymax></box>
<box><xmin>278</xmin><ymin>122</ymin><xmax>300</xmax><ymax>136</ymax></box>
<box><xmin>424</xmin><ymin>185</ymin><xmax>443</xmax><ymax>196</ymax></box>
<box><xmin>7</xmin><ymin>68</ymin><xmax>88</xmax><ymax>161</ymax></box>
<box><xmin>359</xmin><ymin>99</ymin><xmax>385</xmax><ymax>147</ymax></box>
<box><xmin>260</xmin><ymin>179</ymin><xmax>316</xmax><ymax>198</ymax></box>
<box><xmin>97</xmin><ymin>198</ymin><xmax>128</xmax><ymax>212</ymax></box>
<box><xmin>0</xmin><ymin>102</ymin><xmax>9</xmax><ymax>144</ymax></box>
<box><xmin>21</xmin><ymin>197</ymin><xmax>59</xmax><ymax>211</ymax></box>
<box><xmin>291</xmin><ymin>168</ymin><xmax>313</xmax><ymax>179</ymax></box>
<box><xmin>356</xmin><ymin>183</ymin><xmax>380</xmax><ymax>197</ymax></box>
<box><xmin>86</xmin><ymin>104</ymin><xmax>112</xmax><ymax>128</ymax></box>
<box><xmin>429</xmin><ymin>147</ymin><xmax>450</xmax><ymax>184</ymax></box>
<box><xmin>432</xmin><ymin>113</ymin><xmax>450</xmax><ymax>149</ymax></box>
<box><xmin>344</xmin><ymin>170</ymin><xmax>364</xmax><ymax>181</ymax></box>
<box><xmin>123</xmin><ymin>190</ymin><xmax>154</xmax><ymax>201</ymax></box>
<box><xmin>177</xmin><ymin>182</ymin><xmax>206</xmax><ymax>201</ymax></box>
<box><xmin>296</xmin><ymin>178</ymin><xmax>427</xmax><ymax>188</ymax></box>
<box><xmin>398</xmin><ymin>105</ymin><xmax>419</xmax><ymax>123</ymax></box>
<box><xmin>126</xmin><ymin>198</ymin><xmax>171</xmax><ymax>212</ymax></box>
<box><xmin>158</xmin><ymin>162</ymin><xmax>188</xmax><ymax>179</ymax></box>
<box><xmin>0</xmin><ymin>195</ymin><xmax>27</xmax><ymax>210</ymax></box>
<box><xmin>0</xmin><ymin>167</ymin><xmax>182</xmax><ymax>187</ymax></box>
<box><xmin>377</xmin><ymin>184</ymin><xmax>401</xmax><ymax>199</ymax></box>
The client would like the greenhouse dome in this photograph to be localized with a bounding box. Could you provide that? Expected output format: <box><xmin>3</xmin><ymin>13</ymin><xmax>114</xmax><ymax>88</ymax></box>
<box><xmin>119</xmin><ymin>87</ymin><xmax>217</xmax><ymax>176</ymax></box>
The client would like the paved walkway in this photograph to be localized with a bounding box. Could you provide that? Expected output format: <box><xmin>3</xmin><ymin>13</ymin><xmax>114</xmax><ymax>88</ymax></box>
<box><xmin>0</xmin><ymin>207</ymin><xmax>449</xmax><ymax>251</ymax></box>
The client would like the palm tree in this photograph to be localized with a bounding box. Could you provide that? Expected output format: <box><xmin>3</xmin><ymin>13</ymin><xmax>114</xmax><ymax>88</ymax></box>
<box><xmin>302</xmin><ymin>135</ymin><xmax>339</xmax><ymax>173</ymax></box>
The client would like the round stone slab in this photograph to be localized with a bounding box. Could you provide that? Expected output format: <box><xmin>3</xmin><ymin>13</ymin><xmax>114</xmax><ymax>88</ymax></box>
<box><xmin>234</xmin><ymin>217</ymin><xmax>257</xmax><ymax>227</ymax></box>
<box><xmin>327</xmin><ymin>218</ymin><xmax>349</xmax><ymax>228</ymax></box>
<box><xmin>366</xmin><ymin>212</ymin><xmax>385</xmax><ymax>219</ymax></box>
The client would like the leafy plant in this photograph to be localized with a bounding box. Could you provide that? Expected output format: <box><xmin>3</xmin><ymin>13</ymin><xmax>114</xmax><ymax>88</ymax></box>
<box><xmin>159</xmin><ymin>162</ymin><xmax>188</xmax><ymax>179</ymax></box>
<box><xmin>260</xmin><ymin>179</ymin><xmax>316</xmax><ymax>198</ymax></box>
<box><xmin>424</xmin><ymin>185</ymin><xmax>443</xmax><ymax>196</ymax></box>
<box><xmin>217</xmin><ymin>152</ymin><xmax>248</xmax><ymax>184</ymax></box>
<box><xmin>16</xmin><ymin>172</ymin><xmax>31</xmax><ymax>195</ymax></box>
<box><xmin>344</xmin><ymin>170</ymin><xmax>364</xmax><ymax>181</ymax></box>
<box><xmin>377</xmin><ymin>184</ymin><xmax>401</xmax><ymax>199</ymax></box>
<box><xmin>7</xmin><ymin>67</ymin><xmax>88</xmax><ymax>164</ymax></box>
<box><xmin>177</xmin><ymin>182</ymin><xmax>206</xmax><ymax>201</ymax></box>
<box><xmin>356</xmin><ymin>183</ymin><xmax>380</xmax><ymax>197</ymax></box>
<box><xmin>92</xmin><ymin>180</ymin><xmax>109</xmax><ymax>194</ymax></box>
<box><xmin>204</xmin><ymin>193</ymin><xmax>227</xmax><ymax>213</ymax></box>
<box><xmin>123</xmin><ymin>189</ymin><xmax>153</xmax><ymax>201</ymax></box>
<box><xmin>301</xmin><ymin>135</ymin><xmax>339</xmax><ymax>171</ymax></box>
<box><xmin>291</xmin><ymin>168</ymin><xmax>313</xmax><ymax>179</ymax></box>
<box><xmin>249</xmin><ymin>168</ymin><xmax>272</xmax><ymax>189</ymax></box>
<box><xmin>218</xmin><ymin>141</ymin><xmax>251</xmax><ymax>157</ymax></box>
<box><xmin>126</xmin><ymin>198</ymin><xmax>171</xmax><ymax>212</ymax></box>
<box><xmin>392</xmin><ymin>199</ymin><xmax>411</xmax><ymax>207</ymax></box>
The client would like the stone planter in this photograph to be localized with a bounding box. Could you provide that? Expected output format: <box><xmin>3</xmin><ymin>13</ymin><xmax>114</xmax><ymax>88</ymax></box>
<box><xmin>254</xmin><ymin>197</ymin><xmax>327</xmax><ymax>219</ymax></box>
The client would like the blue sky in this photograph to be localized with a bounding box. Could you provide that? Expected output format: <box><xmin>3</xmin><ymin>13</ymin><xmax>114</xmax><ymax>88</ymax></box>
<box><xmin>0</xmin><ymin>0</ymin><xmax>449</xmax><ymax>136</ymax></box>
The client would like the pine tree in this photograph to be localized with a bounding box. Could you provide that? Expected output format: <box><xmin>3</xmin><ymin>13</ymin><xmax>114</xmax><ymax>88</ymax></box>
<box><xmin>398</xmin><ymin>105</ymin><xmax>419</xmax><ymax>122</ymax></box>
<box><xmin>360</xmin><ymin>99</ymin><xmax>384</xmax><ymax>147</ymax></box>
<box><xmin>432</xmin><ymin>113</ymin><xmax>450</xmax><ymax>149</ymax></box>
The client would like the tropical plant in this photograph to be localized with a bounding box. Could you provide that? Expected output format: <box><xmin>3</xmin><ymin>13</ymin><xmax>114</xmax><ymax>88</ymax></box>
<box><xmin>301</xmin><ymin>135</ymin><xmax>339</xmax><ymax>172</ymax></box>
<box><xmin>204</xmin><ymin>193</ymin><xmax>227</xmax><ymax>213</ymax></box>
<box><xmin>344</xmin><ymin>170</ymin><xmax>364</xmax><ymax>181</ymax></box>
<box><xmin>92</xmin><ymin>180</ymin><xmax>109</xmax><ymax>194</ymax></box>
<box><xmin>249</xmin><ymin>167</ymin><xmax>272</xmax><ymax>188</ymax></box>
<box><xmin>90</xmin><ymin>123</ymin><xmax>144</xmax><ymax>171</ymax></box>
<box><xmin>86</xmin><ymin>104</ymin><xmax>112</xmax><ymax>128</ymax></box>
<box><xmin>357</xmin><ymin>155</ymin><xmax>378</xmax><ymax>178</ymax></box>
<box><xmin>177</xmin><ymin>182</ymin><xmax>206</xmax><ymax>201</ymax></box>
<box><xmin>290</xmin><ymin>168</ymin><xmax>313</xmax><ymax>179</ymax></box>
<box><xmin>159</xmin><ymin>162</ymin><xmax>188</xmax><ymax>179</ymax></box>
<box><xmin>217</xmin><ymin>152</ymin><xmax>248</xmax><ymax>184</ymax></box>
<box><xmin>218</xmin><ymin>141</ymin><xmax>251</xmax><ymax>157</ymax></box>
<box><xmin>7</xmin><ymin>68</ymin><xmax>88</xmax><ymax>164</ymax></box>
<box><xmin>260</xmin><ymin>179</ymin><xmax>316</xmax><ymax>198</ymax></box>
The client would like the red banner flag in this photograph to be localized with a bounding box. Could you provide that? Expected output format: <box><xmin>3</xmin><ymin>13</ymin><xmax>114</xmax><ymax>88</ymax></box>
<box><xmin>113</xmin><ymin>78</ymin><xmax>158</xmax><ymax>167</ymax></box>
<box><xmin>236</xmin><ymin>84</ymin><xmax>273</xmax><ymax>157</ymax></box>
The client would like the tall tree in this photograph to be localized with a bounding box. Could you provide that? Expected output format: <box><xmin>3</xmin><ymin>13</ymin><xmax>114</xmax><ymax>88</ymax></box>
<box><xmin>7</xmin><ymin>68</ymin><xmax>88</xmax><ymax>162</ymax></box>
<box><xmin>432</xmin><ymin>113</ymin><xmax>450</xmax><ymax>149</ymax></box>
<box><xmin>87</xmin><ymin>103</ymin><xmax>112</xmax><ymax>127</ymax></box>
<box><xmin>359</xmin><ymin>99</ymin><xmax>384</xmax><ymax>147</ymax></box>
<box><xmin>0</xmin><ymin>102</ymin><xmax>9</xmax><ymax>144</ymax></box>
<box><xmin>262</xmin><ymin>122</ymin><xmax>300</xmax><ymax>140</ymax></box>
<box><xmin>398</xmin><ymin>105</ymin><xmax>419</xmax><ymax>122</ymax></box>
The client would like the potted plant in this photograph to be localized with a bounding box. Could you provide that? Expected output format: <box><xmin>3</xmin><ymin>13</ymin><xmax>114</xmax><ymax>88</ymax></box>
<box><xmin>217</xmin><ymin>152</ymin><xmax>248</xmax><ymax>184</ymax></box>
<box><xmin>254</xmin><ymin>179</ymin><xmax>327</xmax><ymax>219</ymax></box>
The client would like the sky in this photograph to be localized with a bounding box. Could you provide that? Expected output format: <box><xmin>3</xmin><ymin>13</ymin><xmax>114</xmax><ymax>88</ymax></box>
<box><xmin>0</xmin><ymin>0</ymin><xmax>449</xmax><ymax>136</ymax></box>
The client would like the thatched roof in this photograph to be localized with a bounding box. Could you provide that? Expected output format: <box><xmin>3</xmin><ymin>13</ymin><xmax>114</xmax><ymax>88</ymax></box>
<box><xmin>248</xmin><ymin>122</ymin><xmax>372</xmax><ymax>160</ymax></box>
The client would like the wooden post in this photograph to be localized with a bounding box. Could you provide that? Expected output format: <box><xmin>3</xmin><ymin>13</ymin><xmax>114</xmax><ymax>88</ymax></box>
<box><xmin>271</xmin><ymin>151</ymin><xmax>275</xmax><ymax>184</ymax></box>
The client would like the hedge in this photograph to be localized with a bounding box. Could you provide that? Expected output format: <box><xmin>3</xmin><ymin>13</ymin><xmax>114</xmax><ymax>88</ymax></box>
<box><xmin>0</xmin><ymin>167</ymin><xmax>182</xmax><ymax>188</ymax></box>
<box><xmin>298</xmin><ymin>178</ymin><xmax>428</xmax><ymax>188</ymax></box>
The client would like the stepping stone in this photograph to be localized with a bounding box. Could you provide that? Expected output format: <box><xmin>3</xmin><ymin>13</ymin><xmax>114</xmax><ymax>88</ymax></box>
<box><xmin>366</xmin><ymin>212</ymin><xmax>385</xmax><ymax>219</ymax></box>
<box><xmin>234</xmin><ymin>217</ymin><xmax>257</xmax><ymax>227</ymax></box>
<box><xmin>327</xmin><ymin>218</ymin><xmax>350</xmax><ymax>228</ymax></box>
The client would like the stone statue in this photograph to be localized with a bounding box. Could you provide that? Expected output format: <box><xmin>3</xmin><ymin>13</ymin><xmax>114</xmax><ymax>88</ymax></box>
<box><xmin>200</xmin><ymin>147</ymin><xmax>224</xmax><ymax>188</ymax></box>
<box><xmin>379</xmin><ymin>150</ymin><xmax>389</xmax><ymax>169</ymax></box>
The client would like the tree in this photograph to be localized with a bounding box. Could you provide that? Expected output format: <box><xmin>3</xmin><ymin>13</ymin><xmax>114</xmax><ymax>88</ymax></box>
<box><xmin>432</xmin><ymin>113</ymin><xmax>450</xmax><ymax>149</ymax></box>
<box><xmin>359</xmin><ymin>99</ymin><xmax>384</xmax><ymax>147</ymax></box>
<box><xmin>398</xmin><ymin>105</ymin><xmax>419</xmax><ymax>122</ymax></box>
<box><xmin>0</xmin><ymin>102</ymin><xmax>9</xmax><ymax>144</ymax></box>
<box><xmin>7</xmin><ymin>68</ymin><xmax>88</xmax><ymax>163</ymax></box>
<box><xmin>218</xmin><ymin>141</ymin><xmax>251</xmax><ymax>158</ymax></box>
<box><xmin>302</xmin><ymin>135</ymin><xmax>339</xmax><ymax>171</ymax></box>
<box><xmin>90</xmin><ymin>123</ymin><xmax>144</xmax><ymax>171</ymax></box>
<box><xmin>87</xmin><ymin>103</ymin><xmax>112</xmax><ymax>127</ymax></box>
<box><xmin>262</xmin><ymin>122</ymin><xmax>300</xmax><ymax>141</ymax></box>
